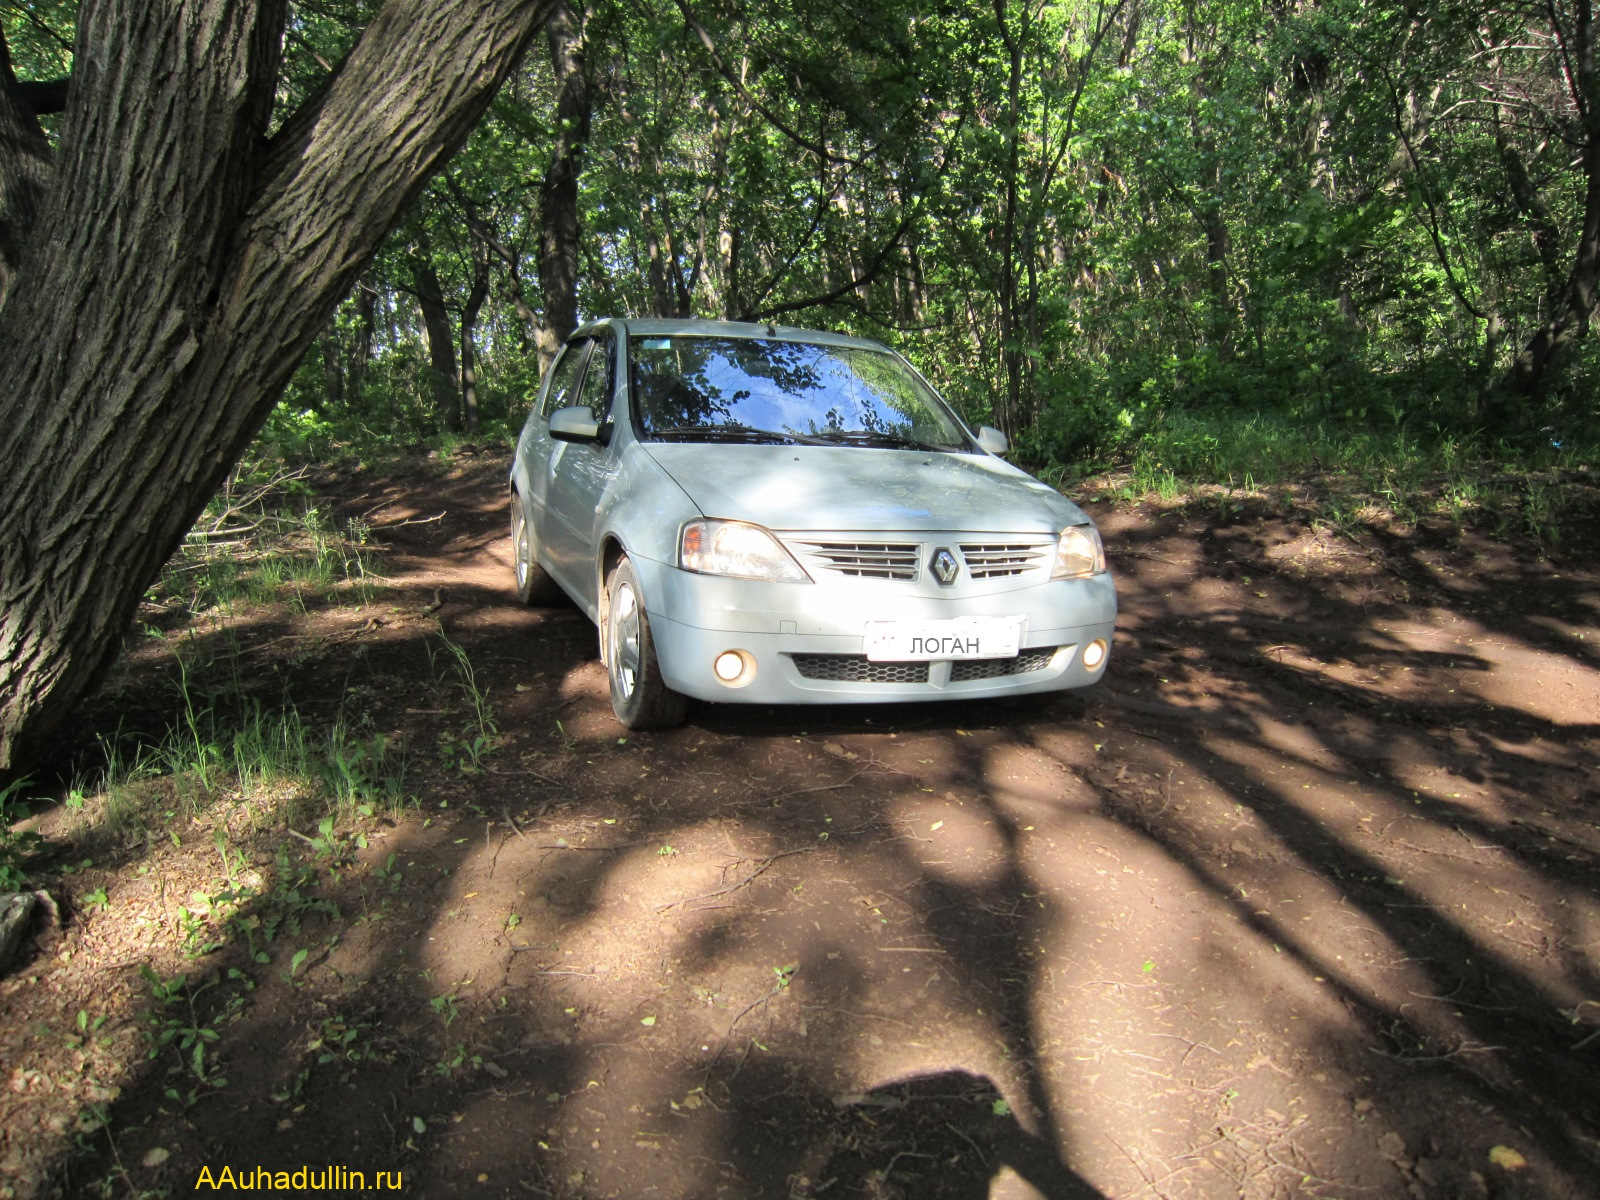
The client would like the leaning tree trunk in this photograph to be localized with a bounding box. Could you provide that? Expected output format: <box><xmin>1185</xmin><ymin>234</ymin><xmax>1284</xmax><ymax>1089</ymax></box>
<box><xmin>536</xmin><ymin>0</ymin><xmax>593</xmax><ymax>373</ymax></box>
<box><xmin>0</xmin><ymin>0</ymin><xmax>552</xmax><ymax>774</ymax></box>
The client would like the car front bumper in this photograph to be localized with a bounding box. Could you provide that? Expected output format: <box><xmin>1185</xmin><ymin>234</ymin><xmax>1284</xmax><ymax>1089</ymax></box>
<box><xmin>631</xmin><ymin>554</ymin><xmax>1117</xmax><ymax>705</ymax></box>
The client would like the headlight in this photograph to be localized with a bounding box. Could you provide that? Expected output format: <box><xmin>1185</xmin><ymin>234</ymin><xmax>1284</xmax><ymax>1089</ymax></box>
<box><xmin>680</xmin><ymin>519</ymin><xmax>812</xmax><ymax>583</ymax></box>
<box><xmin>1050</xmin><ymin>524</ymin><xmax>1105</xmax><ymax>579</ymax></box>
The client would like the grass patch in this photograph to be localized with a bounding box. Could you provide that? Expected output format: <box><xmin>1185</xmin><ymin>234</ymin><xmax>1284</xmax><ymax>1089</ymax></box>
<box><xmin>149</xmin><ymin>461</ymin><xmax>387</xmax><ymax>618</ymax></box>
<box><xmin>70</xmin><ymin>688</ymin><xmax>413</xmax><ymax>849</ymax></box>
<box><xmin>1077</xmin><ymin>409</ymin><xmax>1598</xmax><ymax>549</ymax></box>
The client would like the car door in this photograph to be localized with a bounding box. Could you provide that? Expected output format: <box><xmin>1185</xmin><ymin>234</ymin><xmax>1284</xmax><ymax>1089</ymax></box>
<box><xmin>520</xmin><ymin>335</ymin><xmax>592</xmax><ymax>572</ymax></box>
<box><xmin>542</xmin><ymin>329</ymin><xmax>619</xmax><ymax>610</ymax></box>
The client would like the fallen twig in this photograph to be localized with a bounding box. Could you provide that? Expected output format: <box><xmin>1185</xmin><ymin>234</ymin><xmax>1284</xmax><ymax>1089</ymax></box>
<box><xmin>659</xmin><ymin>843</ymin><xmax>819</xmax><ymax>912</ymax></box>
<box><xmin>371</xmin><ymin>510</ymin><xmax>446</xmax><ymax>530</ymax></box>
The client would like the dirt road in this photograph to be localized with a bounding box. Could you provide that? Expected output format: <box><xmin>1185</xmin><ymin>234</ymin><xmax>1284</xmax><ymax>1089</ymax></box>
<box><xmin>5</xmin><ymin>453</ymin><xmax>1598</xmax><ymax>1199</ymax></box>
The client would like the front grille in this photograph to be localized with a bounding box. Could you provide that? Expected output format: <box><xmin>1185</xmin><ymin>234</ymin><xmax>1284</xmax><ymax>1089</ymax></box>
<box><xmin>949</xmin><ymin>647</ymin><xmax>1059</xmax><ymax>681</ymax></box>
<box><xmin>801</xmin><ymin>542</ymin><xmax>919</xmax><ymax>580</ymax></box>
<box><xmin>959</xmin><ymin>542</ymin><xmax>1051</xmax><ymax>579</ymax></box>
<box><xmin>791</xmin><ymin>654</ymin><xmax>929</xmax><ymax>683</ymax></box>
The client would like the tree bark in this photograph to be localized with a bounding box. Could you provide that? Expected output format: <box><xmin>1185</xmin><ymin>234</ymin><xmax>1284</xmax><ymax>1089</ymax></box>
<box><xmin>642</xmin><ymin>195</ymin><xmax>675</xmax><ymax>317</ymax></box>
<box><xmin>537</xmin><ymin>0</ymin><xmax>592</xmax><ymax>373</ymax></box>
<box><xmin>349</xmin><ymin>283</ymin><xmax>377</xmax><ymax>399</ymax></box>
<box><xmin>320</xmin><ymin>327</ymin><xmax>345</xmax><ymax>409</ymax></box>
<box><xmin>992</xmin><ymin>0</ymin><xmax>1025</xmax><ymax>441</ymax></box>
<box><xmin>0</xmin><ymin>33</ymin><xmax>52</xmax><ymax>310</ymax></box>
<box><xmin>413</xmin><ymin>251</ymin><xmax>462</xmax><ymax>432</ymax></box>
<box><xmin>460</xmin><ymin>238</ymin><xmax>490</xmax><ymax>434</ymax></box>
<box><xmin>725</xmin><ymin>223</ymin><xmax>741</xmax><ymax>320</ymax></box>
<box><xmin>0</xmin><ymin>0</ymin><xmax>552</xmax><ymax>774</ymax></box>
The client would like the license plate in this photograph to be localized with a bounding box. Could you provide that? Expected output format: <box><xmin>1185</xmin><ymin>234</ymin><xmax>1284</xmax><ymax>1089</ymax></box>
<box><xmin>863</xmin><ymin>616</ymin><xmax>1025</xmax><ymax>662</ymax></box>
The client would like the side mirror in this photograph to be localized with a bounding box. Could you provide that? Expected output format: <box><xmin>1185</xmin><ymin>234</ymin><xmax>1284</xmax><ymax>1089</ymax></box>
<box><xmin>549</xmin><ymin>405</ymin><xmax>602</xmax><ymax>443</ymax></box>
<box><xmin>976</xmin><ymin>425</ymin><xmax>1009</xmax><ymax>455</ymax></box>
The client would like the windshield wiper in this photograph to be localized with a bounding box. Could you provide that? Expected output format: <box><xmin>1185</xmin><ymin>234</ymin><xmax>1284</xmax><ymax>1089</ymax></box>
<box><xmin>810</xmin><ymin>430</ymin><xmax>957</xmax><ymax>452</ymax></box>
<box><xmin>650</xmin><ymin>424</ymin><xmax>796</xmax><ymax>445</ymax></box>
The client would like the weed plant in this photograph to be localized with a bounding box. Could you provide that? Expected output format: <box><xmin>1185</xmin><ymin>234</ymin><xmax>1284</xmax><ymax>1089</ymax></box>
<box><xmin>0</xmin><ymin>774</ymin><xmax>46</xmax><ymax>888</ymax></box>
<box><xmin>76</xmin><ymin>684</ymin><xmax>412</xmax><ymax>845</ymax></box>
<box><xmin>426</xmin><ymin>636</ymin><xmax>499</xmax><ymax>772</ymax></box>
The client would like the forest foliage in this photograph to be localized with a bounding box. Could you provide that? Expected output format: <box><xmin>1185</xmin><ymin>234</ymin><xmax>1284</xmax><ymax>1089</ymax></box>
<box><xmin>7</xmin><ymin>0</ymin><xmax>1600</xmax><ymax>471</ymax></box>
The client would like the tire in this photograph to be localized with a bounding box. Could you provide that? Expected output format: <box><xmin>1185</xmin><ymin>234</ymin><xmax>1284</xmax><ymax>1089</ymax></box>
<box><xmin>510</xmin><ymin>490</ymin><xmax>564</xmax><ymax>606</ymax></box>
<box><xmin>604</xmin><ymin>555</ymin><xmax>689</xmax><ymax>731</ymax></box>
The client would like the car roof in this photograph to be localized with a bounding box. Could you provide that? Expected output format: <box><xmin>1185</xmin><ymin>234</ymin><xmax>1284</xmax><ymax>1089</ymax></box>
<box><xmin>574</xmin><ymin>317</ymin><xmax>887</xmax><ymax>352</ymax></box>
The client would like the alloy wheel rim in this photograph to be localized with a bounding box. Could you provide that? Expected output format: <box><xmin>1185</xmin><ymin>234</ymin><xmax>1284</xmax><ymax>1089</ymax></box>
<box><xmin>513</xmin><ymin>508</ymin><xmax>529</xmax><ymax>586</ymax></box>
<box><xmin>612</xmin><ymin>582</ymin><xmax>641</xmax><ymax>701</ymax></box>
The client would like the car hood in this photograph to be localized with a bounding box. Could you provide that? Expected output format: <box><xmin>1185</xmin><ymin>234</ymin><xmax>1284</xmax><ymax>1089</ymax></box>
<box><xmin>640</xmin><ymin>443</ymin><xmax>1087</xmax><ymax>533</ymax></box>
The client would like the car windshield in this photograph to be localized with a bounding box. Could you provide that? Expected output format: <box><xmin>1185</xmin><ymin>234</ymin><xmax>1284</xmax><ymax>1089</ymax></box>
<box><xmin>629</xmin><ymin>336</ymin><xmax>970</xmax><ymax>451</ymax></box>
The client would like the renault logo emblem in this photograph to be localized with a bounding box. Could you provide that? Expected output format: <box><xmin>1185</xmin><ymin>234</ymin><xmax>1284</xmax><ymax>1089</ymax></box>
<box><xmin>931</xmin><ymin>548</ymin><xmax>959</xmax><ymax>585</ymax></box>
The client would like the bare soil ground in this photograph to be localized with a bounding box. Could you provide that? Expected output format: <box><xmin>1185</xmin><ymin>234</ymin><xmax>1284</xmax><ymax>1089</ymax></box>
<box><xmin>3</xmin><ymin>452</ymin><xmax>1598</xmax><ymax>1200</ymax></box>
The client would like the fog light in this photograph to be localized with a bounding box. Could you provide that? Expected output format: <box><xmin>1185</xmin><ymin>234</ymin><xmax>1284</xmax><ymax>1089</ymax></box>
<box><xmin>713</xmin><ymin>650</ymin><xmax>757</xmax><ymax>686</ymax></box>
<box><xmin>1082</xmin><ymin>639</ymin><xmax>1108</xmax><ymax>670</ymax></box>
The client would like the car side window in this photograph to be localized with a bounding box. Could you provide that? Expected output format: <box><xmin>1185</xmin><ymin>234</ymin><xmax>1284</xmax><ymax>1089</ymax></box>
<box><xmin>575</xmin><ymin>335</ymin><xmax>614</xmax><ymax>421</ymax></box>
<box><xmin>540</xmin><ymin>339</ymin><xmax>590</xmax><ymax>418</ymax></box>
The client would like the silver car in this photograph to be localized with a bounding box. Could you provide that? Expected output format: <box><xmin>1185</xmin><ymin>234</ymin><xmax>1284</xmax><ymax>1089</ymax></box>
<box><xmin>510</xmin><ymin>319</ymin><xmax>1116</xmax><ymax>729</ymax></box>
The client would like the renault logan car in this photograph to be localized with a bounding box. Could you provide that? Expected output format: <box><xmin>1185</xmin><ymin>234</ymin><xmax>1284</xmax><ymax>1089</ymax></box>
<box><xmin>509</xmin><ymin>319</ymin><xmax>1116</xmax><ymax>729</ymax></box>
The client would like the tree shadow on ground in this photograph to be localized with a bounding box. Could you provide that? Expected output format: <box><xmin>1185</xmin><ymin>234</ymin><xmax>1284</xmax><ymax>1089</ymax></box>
<box><xmin>9</xmin><ymin>473</ymin><xmax>1599</xmax><ymax>1200</ymax></box>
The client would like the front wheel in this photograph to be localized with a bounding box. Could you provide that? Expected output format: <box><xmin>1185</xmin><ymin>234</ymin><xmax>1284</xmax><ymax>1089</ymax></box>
<box><xmin>510</xmin><ymin>491</ymin><xmax>563</xmax><ymax>605</ymax></box>
<box><xmin>604</xmin><ymin>556</ymin><xmax>688</xmax><ymax>731</ymax></box>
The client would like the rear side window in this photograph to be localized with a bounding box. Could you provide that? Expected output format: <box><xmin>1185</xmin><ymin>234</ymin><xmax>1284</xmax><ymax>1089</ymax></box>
<box><xmin>540</xmin><ymin>339</ymin><xmax>590</xmax><ymax>418</ymax></box>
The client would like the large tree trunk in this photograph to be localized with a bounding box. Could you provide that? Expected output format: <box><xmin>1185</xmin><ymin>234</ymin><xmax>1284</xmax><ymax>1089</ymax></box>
<box><xmin>537</xmin><ymin>0</ymin><xmax>592</xmax><ymax>373</ymax></box>
<box><xmin>0</xmin><ymin>0</ymin><xmax>552</xmax><ymax>774</ymax></box>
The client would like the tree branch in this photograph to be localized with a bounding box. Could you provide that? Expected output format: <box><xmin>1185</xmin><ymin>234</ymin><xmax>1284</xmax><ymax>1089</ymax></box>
<box><xmin>670</xmin><ymin>0</ymin><xmax>858</xmax><ymax>166</ymax></box>
<box><xmin>736</xmin><ymin>115</ymin><xmax>962</xmax><ymax>323</ymax></box>
<box><xmin>739</xmin><ymin>210</ymin><xmax>916</xmax><ymax>322</ymax></box>
<box><xmin>1388</xmin><ymin>79</ymin><xmax>1487</xmax><ymax>321</ymax></box>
